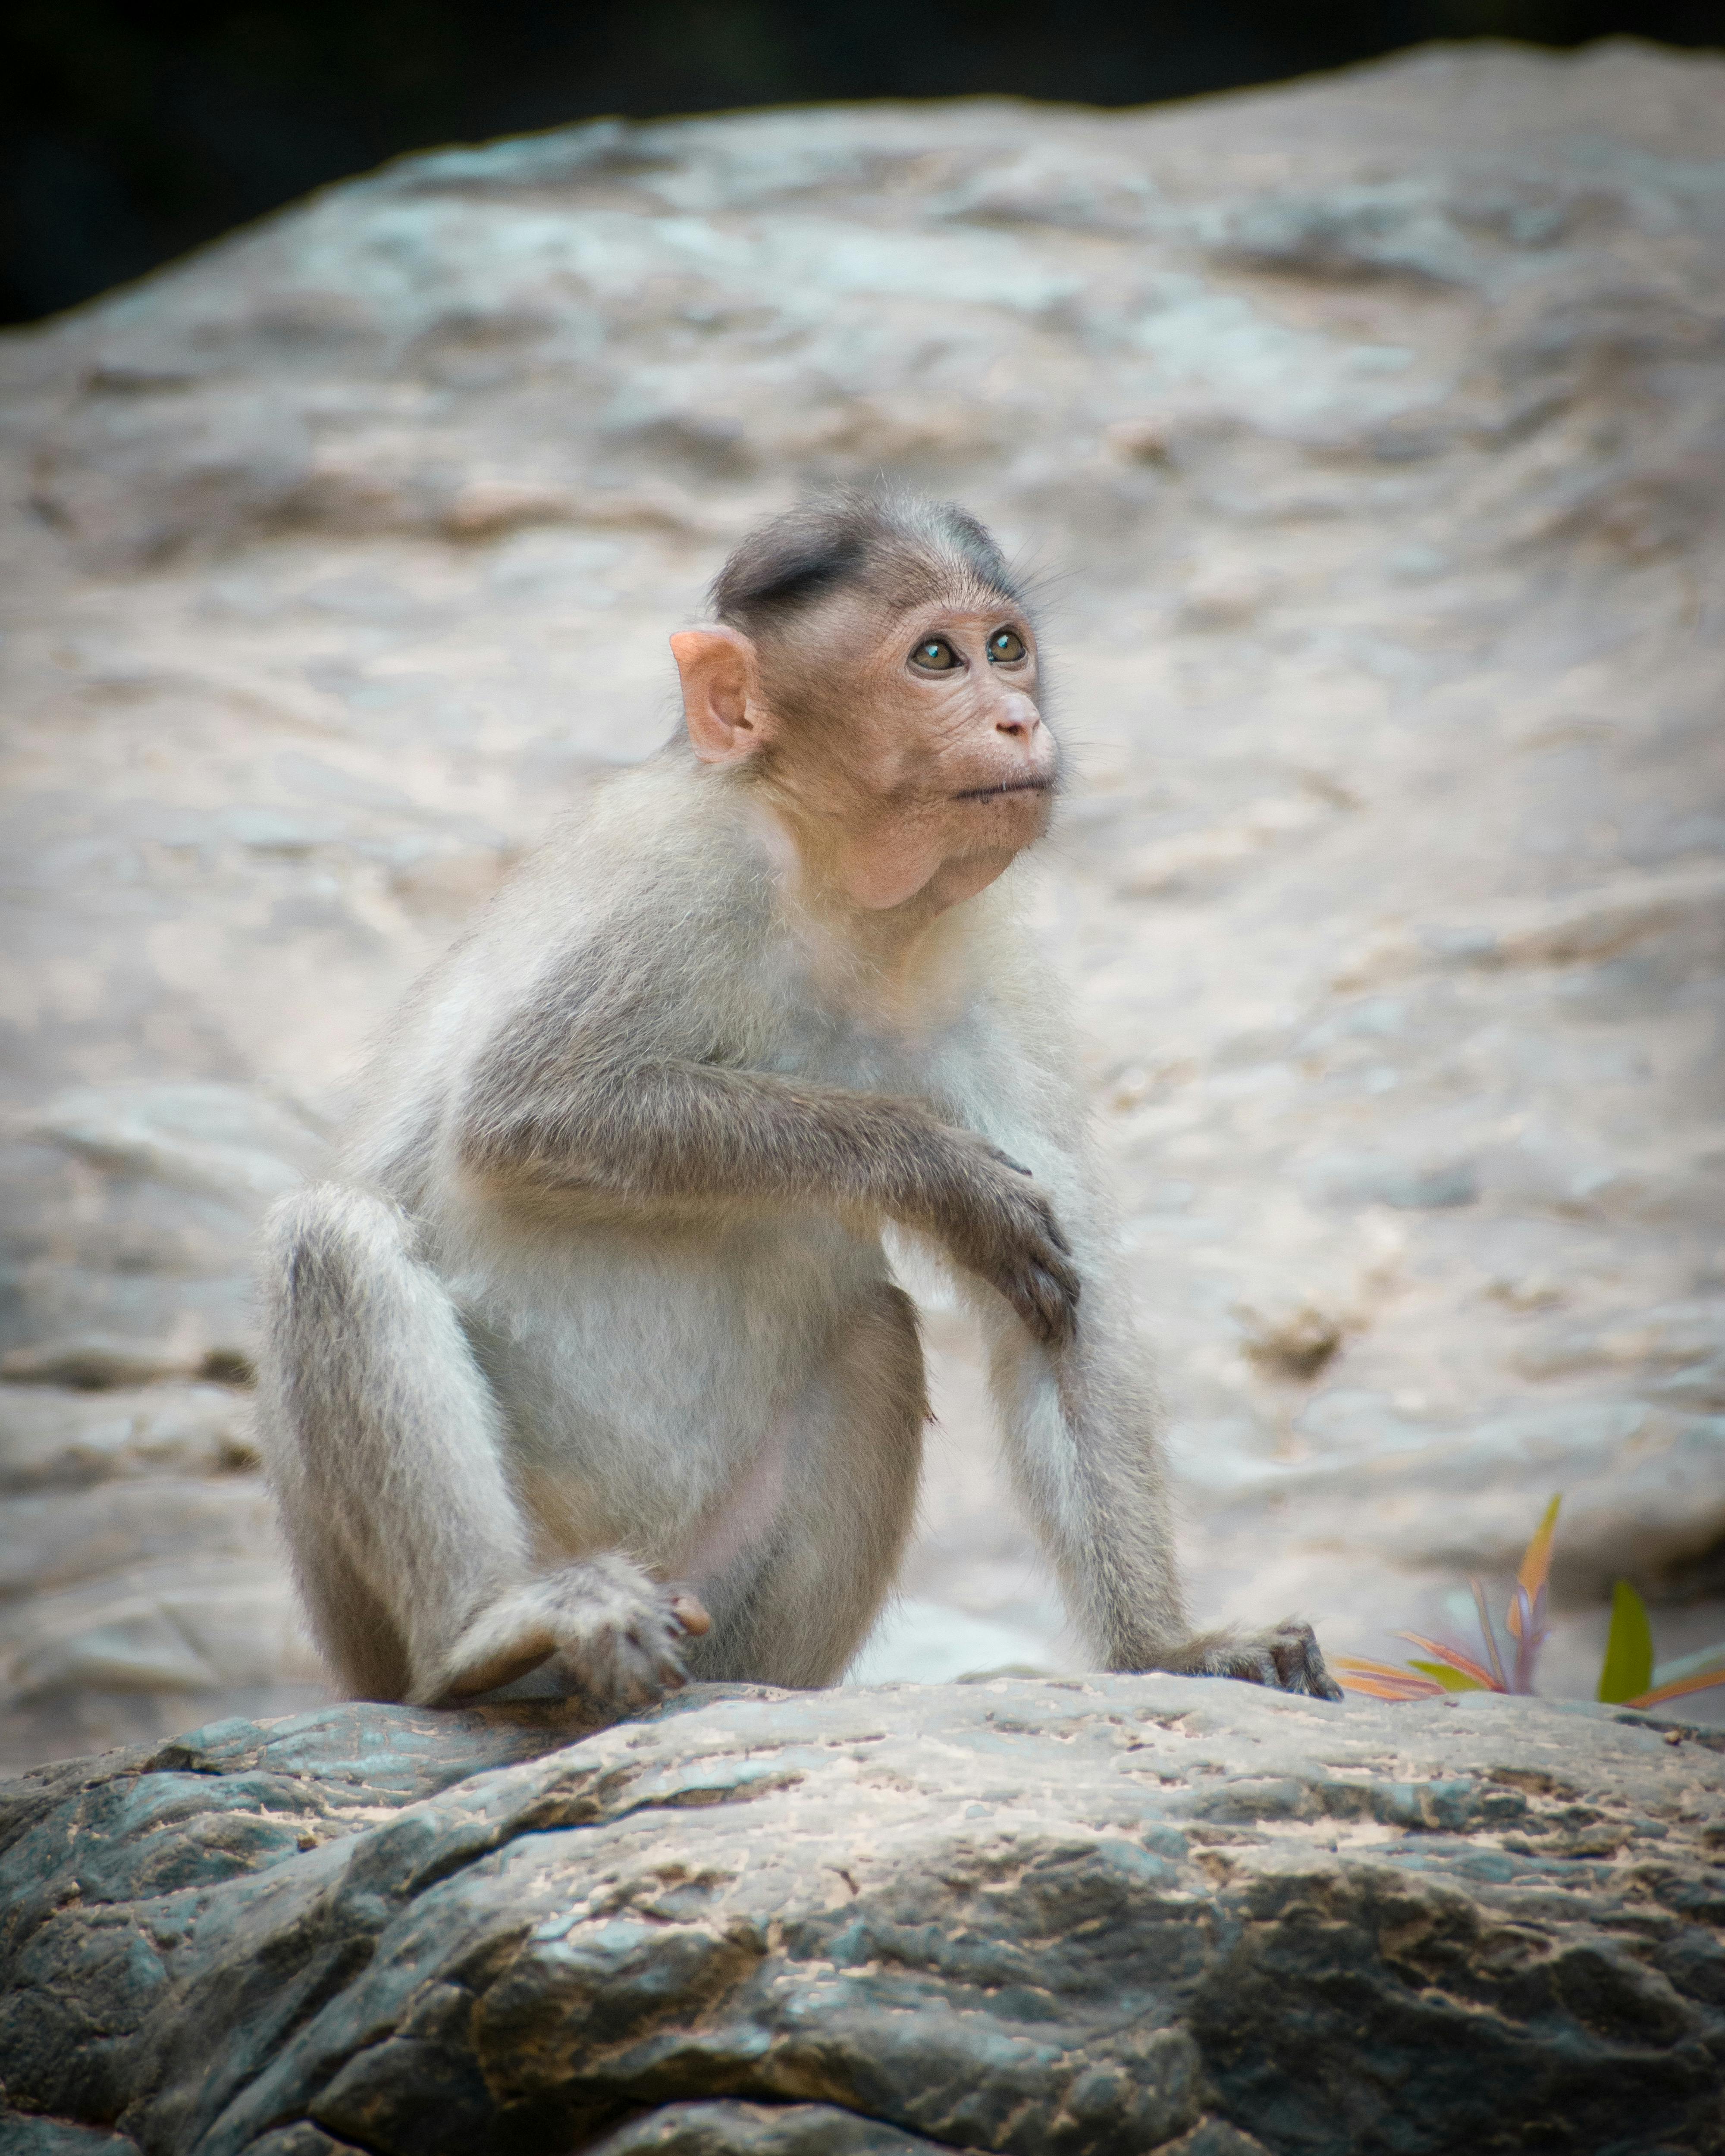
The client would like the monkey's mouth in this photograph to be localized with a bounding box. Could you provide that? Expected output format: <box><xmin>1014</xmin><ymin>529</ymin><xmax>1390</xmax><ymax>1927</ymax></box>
<box><xmin>954</xmin><ymin>778</ymin><xmax>1054</xmax><ymax>802</ymax></box>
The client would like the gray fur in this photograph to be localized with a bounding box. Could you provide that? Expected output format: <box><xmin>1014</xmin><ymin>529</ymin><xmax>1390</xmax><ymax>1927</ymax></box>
<box><xmin>256</xmin><ymin>519</ymin><xmax>1340</xmax><ymax>1711</ymax></box>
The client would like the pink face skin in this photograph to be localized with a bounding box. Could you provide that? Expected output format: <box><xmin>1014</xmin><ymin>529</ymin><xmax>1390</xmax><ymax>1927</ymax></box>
<box><xmin>671</xmin><ymin>589</ymin><xmax>1057</xmax><ymax>916</ymax></box>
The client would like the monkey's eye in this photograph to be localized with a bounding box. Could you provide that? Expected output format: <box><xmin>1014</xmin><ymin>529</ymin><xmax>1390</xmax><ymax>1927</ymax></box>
<box><xmin>910</xmin><ymin>638</ymin><xmax>960</xmax><ymax>672</ymax></box>
<box><xmin>987</xmin><ymin>628</ymin><xmax>1027</xmax><ymax>663</ymax></box>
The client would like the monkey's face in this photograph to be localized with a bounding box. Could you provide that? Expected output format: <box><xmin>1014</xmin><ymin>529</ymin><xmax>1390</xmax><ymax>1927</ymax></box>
<box><xmin>672</xmin><ymin>586</ymin><xmax>1057</xmax><ymax>913</ymax></box>
<box><xmin>770</xmin><ymin>589</ymin><xmax>1058</xmax><ymax>912</ymax></box>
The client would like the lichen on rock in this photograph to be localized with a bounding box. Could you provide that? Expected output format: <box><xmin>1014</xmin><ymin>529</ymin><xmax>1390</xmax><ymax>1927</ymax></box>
<box><xmin>1</xmin><ymin>1679</ymin><xmax>1721</xmax><ymax>2154</ymax></box>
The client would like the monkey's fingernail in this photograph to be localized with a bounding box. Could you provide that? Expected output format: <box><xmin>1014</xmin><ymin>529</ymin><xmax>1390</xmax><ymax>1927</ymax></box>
<box><xmin>671</xmin><ymin>1593</ymin><xmax>712</xmax><ymax>1635</ymax></box>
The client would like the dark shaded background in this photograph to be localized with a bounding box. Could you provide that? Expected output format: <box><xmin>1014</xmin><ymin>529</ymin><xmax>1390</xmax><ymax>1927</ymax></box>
<box><xmin>3</xmin><ymin>0</ymin><xmax>1721</xmax><ymax>326</ymax></box>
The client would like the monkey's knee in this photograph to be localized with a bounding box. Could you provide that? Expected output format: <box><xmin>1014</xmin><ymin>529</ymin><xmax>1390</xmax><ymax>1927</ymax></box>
<box><xmin>257</xmin><ymin>1181</ymin><xmax>442</xmax><ymax>1480</ymax></box>
<box><xmin>262</xmin><ymin>1181</ymin><xmax>418</xmax><ymax>1336</ymax></box>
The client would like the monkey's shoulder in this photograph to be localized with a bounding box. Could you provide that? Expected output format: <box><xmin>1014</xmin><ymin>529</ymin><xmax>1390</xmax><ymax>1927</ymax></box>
<box><xmin>405</xmin><ymin>765</ymin><xmax>775</xmax><ymax>1060</ymax></box>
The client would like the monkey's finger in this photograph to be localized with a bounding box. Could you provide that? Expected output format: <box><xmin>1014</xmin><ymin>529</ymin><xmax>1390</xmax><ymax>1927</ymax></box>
<box><xmin>1045</xmin><ymin>1263</ymin><xmax>1081</xmax><ymax>1340</ymax></box>
<box><xmin>1032</xmin><ymin>1241</ymin><xmax>1082</xmax><ymax>1306</ymax></box>
<box><xmin>1015</xmin><ymin>1186</ymin><xmax>1072</xmax><ymax>1256</ymax></box>
<box><xmin>999</xmin><ymin>1269</ymin><xmax>1045</xmax><ymax>1340</ymax></box>
<box><xmin>1017</xmin><ymin>1263</ymin><xmax>1078</xmax><ymax>1348</ymax></box>
<box><xmin>1038</xmin><ymin>1272</ymin><xmax>1080</xmax><ymax>1347</ymax></box>
<box><xmin>669</xmin><ymin>1591</ymin><xmax>712</xmax><ymax>1636</ymax></box>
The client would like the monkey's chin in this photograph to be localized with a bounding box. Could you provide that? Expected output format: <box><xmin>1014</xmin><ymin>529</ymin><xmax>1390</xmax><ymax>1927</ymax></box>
<box><xmin>921</xmin><ymin>846</ymin><xmax>1025</xmax><ymax>911</ymax></box>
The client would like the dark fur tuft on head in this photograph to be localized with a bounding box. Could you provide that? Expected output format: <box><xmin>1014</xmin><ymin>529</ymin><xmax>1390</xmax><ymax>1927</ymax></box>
<box><xmin>710</xmin><ymin>489</ymin><xmax>1023</xmax><ymax>636</ymax></box>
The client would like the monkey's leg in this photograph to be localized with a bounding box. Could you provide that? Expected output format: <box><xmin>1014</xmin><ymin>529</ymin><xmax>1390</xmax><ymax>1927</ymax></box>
<box><xmin>257</xmin><ymin>1184</ymin><xmax>702</xmax><ymax>1708</ymax></box>
<box><xmin>684</xmin><ymin>1281</ymin><xmax>926</xmax><ymax>1691</ymax></box>
<box><xmin>977</xmin><ymin>1288</ymin><xmax>1342</xmax><ymax>1703</ymax></box>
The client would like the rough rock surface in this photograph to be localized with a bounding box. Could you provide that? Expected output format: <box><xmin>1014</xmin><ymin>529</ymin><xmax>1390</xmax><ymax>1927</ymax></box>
<box><xmin>2</xmin><ymin>39</ymin><xmax>1725</xmax><ymax>1759</ymax></box>
<box><xmin>1</xmin><ymin>1678</ymin><xmax>1722</xmax><ymax>2155</ymax></box>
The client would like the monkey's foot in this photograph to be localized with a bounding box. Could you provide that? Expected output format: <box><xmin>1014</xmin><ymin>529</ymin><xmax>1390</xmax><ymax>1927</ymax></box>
<box><xmin>1193</xmin><ymin>1621</ymin><xmax>1344</xmax><ymax>1704</ymax></box>
<box><xmin>424</xmin><ymin>1554</ymin><xmax>711</xmax><ymax>1711</ymax></box>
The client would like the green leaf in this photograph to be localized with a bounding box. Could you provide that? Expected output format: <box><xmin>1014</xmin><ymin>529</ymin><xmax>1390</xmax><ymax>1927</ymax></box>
<box><xmin>1408</xmin><ymin>1660</ymin><xmax>1487</xmax><ymax>1693</ymax></box>
<box><xmin>1596</xmin><ymin>1580</ymin><xmax>1655</xmax><ymax>1704</ymax></box>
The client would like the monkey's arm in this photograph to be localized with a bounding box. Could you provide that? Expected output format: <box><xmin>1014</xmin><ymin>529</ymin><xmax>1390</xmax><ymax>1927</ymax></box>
<box><xmin>979</xmin><ymin>1261</ymin><xmax>1340</xmax><ymax>1698</ymax></box>
<box><xmin>956</xmin><ymin>1084</ymin><xmax>1342</xmax><ymax>1702</ymax></box>
<box><xmin>458</xmin><ymin>1050</ymin><xmax>1080</xmax><ymax>1344</ymax></box>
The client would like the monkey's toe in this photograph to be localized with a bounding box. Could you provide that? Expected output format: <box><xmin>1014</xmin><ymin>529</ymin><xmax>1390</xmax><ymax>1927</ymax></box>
<box><xmin>1191</xmin><ymin>1621</ymin><xmax>1343</xmax><ymax>1702</ymax></box>
<box><xmin>1254</xmin><ymin>1621</ymin><xmax>1344</xmax><ymax>1702</ymax></box>
<box><xmin>564</xmin><ymin>1583</ymin><xmax>702</xmax><ymax>1712</ymax></box>
<box><xmin>441</xmin><ymin>1641</ymin><xmax>557</xmax><ymax>1700</ymax></box>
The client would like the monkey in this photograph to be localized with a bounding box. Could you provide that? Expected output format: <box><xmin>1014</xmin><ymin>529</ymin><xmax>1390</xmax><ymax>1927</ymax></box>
<box><xmin>255</xmin><ymin>489</ymin><xmax>1342</xmax><ymax>1714</ymax></box>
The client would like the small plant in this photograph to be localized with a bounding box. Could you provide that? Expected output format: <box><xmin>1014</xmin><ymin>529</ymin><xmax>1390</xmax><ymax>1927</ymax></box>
<box><xmin>1334</xmin><ymin>1495</ymin><xmax>1725</xmax><ymax>1712</ymax></box>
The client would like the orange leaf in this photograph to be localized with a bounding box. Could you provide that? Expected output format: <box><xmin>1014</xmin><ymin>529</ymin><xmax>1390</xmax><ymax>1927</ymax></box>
<box><xmin>1333</xmin><ymin>1657</ymin><xmax>1444</xmax><ymax>1701</ymax></box>
<box><xmin>1628</xmin><ymin>1668</ymin><xmax>1725</xmax><ymax>1709</ymax></box>
<box><xmin>1507</xmin><ymin>1494</ymin><xmax>1561</xmax><ymax>1639</ymax></box>
<box><xmin>1339</xmin><ymin>1675</ymin><xmax>1443</xmax><ymax>1700</ymax></box>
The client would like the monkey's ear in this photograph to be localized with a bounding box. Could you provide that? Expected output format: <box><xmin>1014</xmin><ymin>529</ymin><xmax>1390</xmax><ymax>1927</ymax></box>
<box><xmin>671</xmin><ymin>627</ymin><xmax>772</xmax><ymax>766</ymax></box>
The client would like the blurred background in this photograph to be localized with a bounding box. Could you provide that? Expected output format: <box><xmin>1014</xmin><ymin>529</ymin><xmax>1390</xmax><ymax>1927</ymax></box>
<box><xmin>3</xmin><ymin>0</ymin><xmax>1722</xmax><ymax>325</ymax></box>
<box><xmin>2</xmin><ymin>6</ymin><xmax>1723</xmax><ymax>1765</ymax></box>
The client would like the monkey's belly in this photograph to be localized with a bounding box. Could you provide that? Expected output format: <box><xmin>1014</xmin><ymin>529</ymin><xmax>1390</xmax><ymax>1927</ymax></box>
<box><xmin>450</xmin><ymin>1208</ymin><xmax>884</xmax><ymax>1569</ymax></box>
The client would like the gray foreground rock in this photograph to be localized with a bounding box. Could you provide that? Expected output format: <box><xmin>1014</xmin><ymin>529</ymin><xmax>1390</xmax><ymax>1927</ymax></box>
<box><xmin>1</xmin><ymin>1679</ymin><xmax>1722</xmax><ymax>2155</ymax></box>
<box><xmin>3</xmin><ymin>37</ymin><xmax>1725</xmax><ymax>1760</ymax></box>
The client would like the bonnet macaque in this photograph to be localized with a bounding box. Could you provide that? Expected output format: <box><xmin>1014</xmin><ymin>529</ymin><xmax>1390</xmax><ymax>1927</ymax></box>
<box><xmin>257</xmin><ymin>491</ymin><xmax>1341</xmax><ymax>1710</ymax></box>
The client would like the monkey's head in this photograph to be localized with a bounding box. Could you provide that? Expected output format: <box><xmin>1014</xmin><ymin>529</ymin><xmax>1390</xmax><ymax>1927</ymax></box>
<box><xmin>671</xmin><ymin>492</ymin><xmax>1056</xmax><ymax>914</ymax></box>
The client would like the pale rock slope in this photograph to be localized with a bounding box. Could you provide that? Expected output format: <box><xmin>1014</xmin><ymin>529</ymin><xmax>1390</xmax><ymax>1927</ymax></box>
<box><xmin>1</xmin><ymin>38</ymin><xmax>1722</xmax><ymax>1762</ymax></box>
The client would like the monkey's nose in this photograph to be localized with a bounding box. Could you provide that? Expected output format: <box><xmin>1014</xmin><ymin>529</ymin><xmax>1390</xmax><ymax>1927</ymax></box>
<box><xmin>995</xmin><ymin>704</ymin><xmax>1041</xmax><ymax>739</ymax></box>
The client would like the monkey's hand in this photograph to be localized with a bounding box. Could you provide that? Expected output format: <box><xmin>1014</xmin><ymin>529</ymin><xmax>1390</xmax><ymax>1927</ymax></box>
<box><xmin>423</xmin><ymin>1553</ymin><xmax>712</xmax><ymax>1711</ymax></box>
<box><xmin>1181</xmin><ymin>1621</ymin><xmax>1344</xmax><ymax>1704</ymax></box>
<box><xmin>936</xmin><ymin>1135</ymin><xmax>1081</xmax><ymax>1348</ymax></box>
